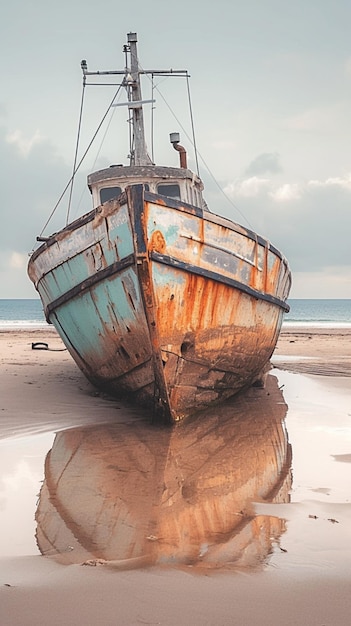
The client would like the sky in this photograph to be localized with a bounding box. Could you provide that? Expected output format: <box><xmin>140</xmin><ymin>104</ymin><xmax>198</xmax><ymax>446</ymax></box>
<box><xmin>1</xmin><ymin>0</ymin><xmax>351</xmax><ymax>299</ymax></box>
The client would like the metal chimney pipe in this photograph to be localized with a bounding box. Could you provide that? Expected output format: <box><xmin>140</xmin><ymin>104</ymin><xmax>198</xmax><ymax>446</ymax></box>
<box><xmin>170</xmin><ymin>133</ymin><xmax>187</xmax><ymax>169</ymax></box>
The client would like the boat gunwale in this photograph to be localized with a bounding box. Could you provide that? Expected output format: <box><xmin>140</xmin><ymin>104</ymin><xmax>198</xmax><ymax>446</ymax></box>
<box><xmin>30</xmin><ymin>187</ymin><xmax>290</xmax><ymax>267</ymax></box>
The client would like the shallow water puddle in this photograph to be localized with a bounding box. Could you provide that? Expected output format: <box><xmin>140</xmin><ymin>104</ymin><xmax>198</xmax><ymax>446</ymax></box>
<box><xmin>275</xmin><ymin>369</ymin><xmax>351</xmax><ymax>503</ymax></box>
<box><xmin>0</xmin><ymin>370</ymin><xmax>350</xmax><ymax>574</ymax></box>
<box><xmin>0</xmin><ymin>433</ymin><xmax>55</xmax><ymax>556</ymax></box>
<box><xmin>0</xmin><ymin>376</ymin><xmax>290</xmax><ymax>569</ymax></box>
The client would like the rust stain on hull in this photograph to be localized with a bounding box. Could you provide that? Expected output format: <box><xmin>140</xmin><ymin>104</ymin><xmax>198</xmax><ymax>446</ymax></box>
<box><xmin>28</xmin><ymin>186</ymin><xmax>291</xmax><ymax>423</ymax></box>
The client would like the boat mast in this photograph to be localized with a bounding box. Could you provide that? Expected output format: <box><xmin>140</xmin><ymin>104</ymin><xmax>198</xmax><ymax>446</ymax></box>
<box><xmin>126</xmin><ymin>32</ymin><xmax>153</xmax><ymax>166</ymax></box>
<box><xmin>80</xmin><ymin>32</ymin><xmax>190</xmax><ymax>168</ymax></box>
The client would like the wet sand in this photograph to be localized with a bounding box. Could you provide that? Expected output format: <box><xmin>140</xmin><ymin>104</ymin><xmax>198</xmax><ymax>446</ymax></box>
<box><xmin>1</xmin><ymin>327</ymin><xmax>351</xmax><ymax>625</ymax></box>
<box><xmin>273</xmin><ymin>326</ymin><xmax>351</xmax><ymax>377</ymax></box>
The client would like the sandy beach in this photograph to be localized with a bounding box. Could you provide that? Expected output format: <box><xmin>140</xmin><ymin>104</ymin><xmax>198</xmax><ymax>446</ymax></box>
<box><xmin>1</xmin><ymin>326</ymin><xmax>351</xmax><ymax>625</ymax></box>
<box><xmin>274</xmin><ymin>326</ymin><xmax>351</xmax><ymax>377</ymax></box>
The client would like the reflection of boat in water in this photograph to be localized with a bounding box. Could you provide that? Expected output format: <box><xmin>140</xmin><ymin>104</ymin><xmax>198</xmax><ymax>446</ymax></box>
<box><xmin>36</xmin><ymin>375</ymin><xmax>291</xmax><ymax>569</ymax></box>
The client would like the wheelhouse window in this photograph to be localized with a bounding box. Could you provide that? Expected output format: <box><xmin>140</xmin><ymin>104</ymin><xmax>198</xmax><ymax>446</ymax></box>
<box><xmin>157</xmin><ymin>183</ymin><xmax>181</xmax><ymax>200</ymax></box>
<box><xmin>100</xmin><ymin>186</ymin><xmax>122</xmax><ymax>203</ymax></box>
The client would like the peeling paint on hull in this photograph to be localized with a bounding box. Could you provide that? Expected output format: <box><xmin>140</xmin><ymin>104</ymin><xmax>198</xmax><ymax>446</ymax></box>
<box><xmin>28</xmin><ymin>185</ymin><xmax>291</xmax><ymax>422</ymax></box>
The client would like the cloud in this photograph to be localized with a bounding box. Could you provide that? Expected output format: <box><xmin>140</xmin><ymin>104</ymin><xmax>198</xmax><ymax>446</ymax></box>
<box><xmin>224</xmin><ymin>176</ymin><xmax>300</xmax><ymax>202</ymax></box>
<box><xmin>308</xmin><ymin>174</ymin><xmax>351</xmax><ymax>191</ymax></box>
<box><xmin>0</xmin><ymin>124</ymin><xmax>91</xmax><ymax>297</ymax></box>
<box><xmin>292</xmin><ymin>267</ymin><xmax>351</xmax><ymax>299</ymax></box>
<box><xmin>224</xmin><ymin>176</ymin><xmax>271</xmax><ymax>198</ymax></box>
<box><xmin>269</xmin><ymin>183</ymin><xmax>301</xmax><ymax>201</ymax></box>
<box><xmin>222</xmin><ymin>171</ymin><xmax>351</xmax><ymax>280</ymax></box>
<box><xmin>6</xmin><ymin>129</ymin><xmax>45</xmax><ymax>157</ymax></box>
<box><xmin>9</xmin><ymin>252</ymin><xmax>28</xmax><ymax>269</ymax></box>
<box><xmin>0</xmin><ymin>125</ymin><xmax>88</xmax><ymax>249</ymax></box>
<box><xmin>212</xmin><ymin>139</ymin><xmax>237</xmax><ymax>152</ymax></box>
<box><xmin>245</xmin><ymin>152</ymin><xmax>282</xmax><ymax>176</ymax></box>
<box><xmin>282</xmin><ymin>109</ymin><xmax>322</xmax><ymax>132</ymax></box>
<box><xmin>281</xmin><ymin>104</ymin><xmax>346</xmax><ymax>134</ymax></box>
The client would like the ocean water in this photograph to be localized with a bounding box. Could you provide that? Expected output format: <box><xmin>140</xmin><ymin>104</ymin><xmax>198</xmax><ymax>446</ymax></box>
<box><xmin>0</xmin><ymin>298</ymin><xmax>350</xmax><ymax>329</ymax></box>
<box><xmin>0</xmin><ymin>299</ymin><xmax>47</xmax><ymax>328</ymax></box>
<box><xmin>284</xmin><ymin>299</ymin><xmax>351</xmax><ymax>327</ymax></box>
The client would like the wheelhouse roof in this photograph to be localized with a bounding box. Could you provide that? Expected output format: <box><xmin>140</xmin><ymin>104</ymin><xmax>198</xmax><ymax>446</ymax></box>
<box><xmin>88</xmin><ymin>164</ymin><xmax>204</xmax><ymax>189</ymax></box>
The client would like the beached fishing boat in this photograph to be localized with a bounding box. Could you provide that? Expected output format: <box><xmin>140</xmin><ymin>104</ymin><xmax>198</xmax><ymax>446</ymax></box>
<box><xmin>28</xmin><ymin>32</ymin><xmax>291</xmax><ymax>422</ymax></box>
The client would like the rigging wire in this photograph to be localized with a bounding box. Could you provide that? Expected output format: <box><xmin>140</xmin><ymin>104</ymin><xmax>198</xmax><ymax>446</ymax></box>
<box><xmin>151</xmin><ymin>74</ymin><xmax>155</xmax><ymax>163</ymax></box>
<box><xmin>66</xmin><ymin>74</ymin><xmax>86</xmax><ymax>225</ymax></box>
<box><xmin>72</xmin><ymin>83</ymin><xmax>125</xmax><ymax>219</ymax></box>
<box><xmin>125</xmin><ymin>75</ymin><xmax>134</xmax><ymax>164</ymax></box>
<box><xmin>144</xmin><ymin>74</ymin><xmax>253</xmax><ymax>228</ymax></box>
<box><xmin>72</xmin><ymin>101</ymin><xmax>120</xmax><ymax>220</ymax></box>
<box><xmin>194</xmin><ymin>152</ymin><xmax>255</xmax><ymax>230</ymax></box>
<box><xmin>185</xmin><ymin>74</ymin><xmax>199</xmax><ymax>177</ymax></box>
<box><xmin>140</xmin><ymin>65</ymin><xmax>252</xmax><ymax>229</ymax></box>
<box><xmin>38</xmin><ymin>83</ymin><xmax>123</xmax><ymax>238</ymax></box>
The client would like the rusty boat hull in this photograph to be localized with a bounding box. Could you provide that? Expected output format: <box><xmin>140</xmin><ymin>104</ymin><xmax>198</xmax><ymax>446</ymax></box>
<box><xmin>28</xmin><ymin>185</ymin><xmax>291</xmax><ymax>422</ymax></box>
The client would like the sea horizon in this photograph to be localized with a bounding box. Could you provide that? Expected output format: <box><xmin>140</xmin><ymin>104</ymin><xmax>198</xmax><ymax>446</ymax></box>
<box><xmin>1</xmin><ymin>297</ymin><xmax>351</xmax><ymax>329</ymax></box>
